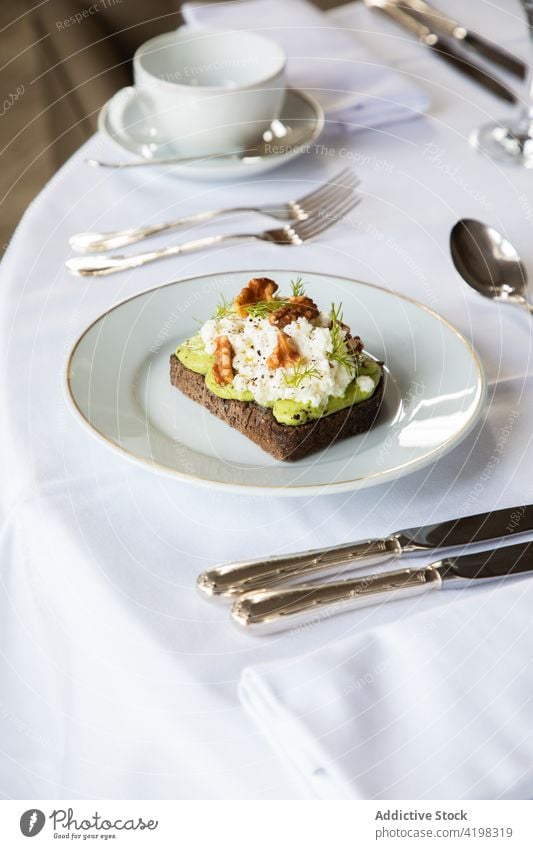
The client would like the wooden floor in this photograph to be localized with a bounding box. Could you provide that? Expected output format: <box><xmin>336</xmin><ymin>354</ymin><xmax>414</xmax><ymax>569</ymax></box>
<box><xmin>0</xmin><ymin>0</ymin><xmax>349</xmax><ymax>253</ymax></box>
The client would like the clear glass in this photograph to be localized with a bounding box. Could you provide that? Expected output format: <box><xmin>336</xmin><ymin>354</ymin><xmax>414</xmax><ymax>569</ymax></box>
<box><xmin>470</xmin><ymin>1</ymin><xmax>533</xmax><ymax>166</ymax></box>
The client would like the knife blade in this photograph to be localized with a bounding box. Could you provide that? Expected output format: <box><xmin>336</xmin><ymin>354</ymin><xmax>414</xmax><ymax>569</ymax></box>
<box><xmin>197</xmin><ymin>504</ymin><xmax>533</xmax><ymax>599</ymax></box>
<box><xmin>232</xmin><ymin>541</ymin><xmax>533</xmax><ymax>633</ymax></box>
<box><xmin>365</xmin><ymin>0</ymin><xmax>517</xmax><ymax>104</ymax></box>
<box><xmin>394</xmin><ymin>0</ymin><xmax>526</xmax><ymax>79</ymax></box>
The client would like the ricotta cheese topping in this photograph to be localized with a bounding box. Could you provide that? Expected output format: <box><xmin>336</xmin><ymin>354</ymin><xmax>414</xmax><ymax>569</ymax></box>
<box><xmin>355</xmin><ymin>375</ymin><xmax>375</xmax><ymax>394</ymax></box>
<box><xmin>200</xmin><ymin>311</ymin><xmax>355</xmax><ymax>408</ymax></box>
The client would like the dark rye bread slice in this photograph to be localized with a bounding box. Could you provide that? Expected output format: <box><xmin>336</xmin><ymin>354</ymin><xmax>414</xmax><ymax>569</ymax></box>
<box><xmin>170</xmin><ymin>354</ymin><xmax>384</xmax><ymax>462</ymax></box>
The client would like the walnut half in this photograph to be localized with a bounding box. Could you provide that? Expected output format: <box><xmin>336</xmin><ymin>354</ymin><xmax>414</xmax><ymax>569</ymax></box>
<box><xmin>212</xmin><ymin>335</ymin><xmax>234</xmax><ymax>385</ymax></box>
<box><xmin>267</xmin><ymin>330</ymin><xmax>301</xmax><ymax>370</ymax></box>
<box><xmin>234</xmin><ymin>277</ymin><xmax>278</xmax><ymax>317</ymax></box>
<box><xmin>269</xmin><ymin>295</ymin><xmax>319</xmax><ymax>329</ymax></box>
<box><xmin>347</xmin><ymin>335</ymin><xmax>364</xmax><ymax>355</ymax></box>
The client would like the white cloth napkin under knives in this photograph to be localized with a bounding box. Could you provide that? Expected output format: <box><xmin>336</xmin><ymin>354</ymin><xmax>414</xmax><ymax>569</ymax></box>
<box><xmin>240</xmin><ymin>570</ymin><xmax>533</xmax><ymax>799</ymax></box>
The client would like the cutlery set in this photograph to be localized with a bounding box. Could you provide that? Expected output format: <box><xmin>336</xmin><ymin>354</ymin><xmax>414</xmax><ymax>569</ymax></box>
<box><xmin>198</xmin><ymin>506</ymin><xmax>533</xmax><ymax>633</ymax></box>
<box><xmin>66</xmin><ymin>169</ymin><xmax>361</xmax><ymax>276</ymax></box>
<box><xmin>68</xmin><ymin>168</ymin><xmax>359</xmax><ymax>253</ymax></box>
<box><xmin>365</xmin><ymin>0</ymin><xmax>524</xmax><ymax>103</ymax></box>
<box><xmin>399</xmin><ymin>0</ymin><xmax>525</xmax><ymax>78</ymax></box>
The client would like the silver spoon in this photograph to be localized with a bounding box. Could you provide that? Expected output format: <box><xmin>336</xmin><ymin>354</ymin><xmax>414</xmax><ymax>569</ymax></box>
<box><xmin>86</xmin><ymin>151</ymin><xmax>268</xmax><ymax>168</ymax></box>
<box><xmin>450</xmin><ymin>218</ymin><xmax>533</xmax><ymax>314</ymax></box>
<box><xmin>86</xmin><ymin>118</ymin><xmax>304</xmax><ymax>169</ymax></box>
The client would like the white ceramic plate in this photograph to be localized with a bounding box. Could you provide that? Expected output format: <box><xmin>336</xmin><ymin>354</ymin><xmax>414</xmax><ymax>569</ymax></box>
<box><xmin>98</xmin><ymin>87</ymin><xmax>324</xmax><ymax>181</ymax></box>
<box><xmin>66</xmin><ymin>271</ymin><xmax>486</xmax><ymax>496</ymax></box>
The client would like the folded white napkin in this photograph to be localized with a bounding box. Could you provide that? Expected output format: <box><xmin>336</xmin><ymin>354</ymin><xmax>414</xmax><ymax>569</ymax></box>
<box><xmin>182</xmin><ymin>0</ymin><xmax>430</xmax><ymax>131</ymax></box>
<box><xmin>240</xmin><ymin>574</ymin><xmax>533</xmax><ymax>799</ymax></box>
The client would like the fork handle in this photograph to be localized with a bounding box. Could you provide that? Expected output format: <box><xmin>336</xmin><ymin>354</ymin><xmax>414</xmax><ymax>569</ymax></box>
<box><xmin>70</xmin><ymin>207</ymin><xmax>290</xmax><ymax>253</ymax></box>
<box><xmin>65</xmin><ymin>233</ymin><xmax>260</xmax><ymax>276</ymax></box>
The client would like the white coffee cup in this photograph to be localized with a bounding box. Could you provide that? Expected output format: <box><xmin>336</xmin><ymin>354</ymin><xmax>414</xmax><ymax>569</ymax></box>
<box><xmin>132</xmin><ymin>29</ymin><xmax>286</xmax><ymax>156</ymax></box>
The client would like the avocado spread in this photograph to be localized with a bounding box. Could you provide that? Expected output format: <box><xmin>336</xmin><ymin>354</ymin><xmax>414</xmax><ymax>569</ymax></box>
<box><xmin>176</xmin><ymin>335</ymin><xmax>382</xmax><ymax>426</ymax></box>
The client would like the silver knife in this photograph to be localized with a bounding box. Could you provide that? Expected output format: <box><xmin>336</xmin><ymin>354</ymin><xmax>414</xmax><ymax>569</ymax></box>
<box><xmin>395</xmin><ymin>0</ymin><xmax>526</xmax><ymax>79</ymax></box>
<box><xmin>365</xmin><ymin>0</ymin><xmax>517</xmax><ymax>104</ymax></box>
<box><xmin>232</xmin><ymin>541</ymin><xmax>533</xmax><ymax>633</ymax></box>
<box><xmin>197</xmin><ymin>504</ymin><xmax>533</xmax><ymax>599</ymax></box>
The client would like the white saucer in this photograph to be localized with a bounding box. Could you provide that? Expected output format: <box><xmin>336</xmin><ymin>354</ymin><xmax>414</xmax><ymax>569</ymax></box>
<box><xmin>97</xmin><ymin>87</ymin><xmax>324</xmax><ymax>180</ymax></box>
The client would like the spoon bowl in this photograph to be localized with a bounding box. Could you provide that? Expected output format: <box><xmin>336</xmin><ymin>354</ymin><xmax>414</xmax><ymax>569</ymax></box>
<box><xmin>450</xmin><ymin>218</ymin><xmax>532</xmax><ymax>313</ymax></box>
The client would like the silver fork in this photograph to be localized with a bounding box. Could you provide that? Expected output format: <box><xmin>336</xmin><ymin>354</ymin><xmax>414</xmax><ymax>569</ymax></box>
<box><xmin>69</xmin><ymin>169</ymin><xmax>359</xmax><ymax>253</ymax></box>
<box><xmin>65</xmin><ymin>190</ymin><xmax>361</xmax><ymax>277</ymax></box>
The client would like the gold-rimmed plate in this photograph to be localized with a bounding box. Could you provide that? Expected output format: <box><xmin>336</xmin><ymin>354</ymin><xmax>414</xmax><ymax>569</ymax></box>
<box><xmin>66</xmin><ymin>270</ymin><xmax>486</xmax><ymax>496</ymax></box>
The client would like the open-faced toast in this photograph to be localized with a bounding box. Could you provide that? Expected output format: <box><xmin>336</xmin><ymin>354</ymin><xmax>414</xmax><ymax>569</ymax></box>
<box><xmin>170</xmin><ymin>276</ymin><xmax>384</xmax><ymax>461</ymax></box>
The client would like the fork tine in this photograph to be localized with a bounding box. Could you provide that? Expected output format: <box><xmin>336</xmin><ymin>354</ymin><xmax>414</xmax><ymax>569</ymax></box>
<box><xmin>305</xmin><ymin>172</ymin><xmax>360</xmax><ymax>206</ymax></box>
<box><xmin>291</xmin><ymin>167</ymin><xmax>353</xmax><ymax>206</ymax></box>
<box><xmin>307</xmin><ymin>169</ymin><xmax>361</xmax><ymax>199</ymax></box>
<box><xmin>295</xmin><ymin>197</ymin><xmax>362</xmax><ymax>241</ymax></box>
<box><xmin>295</xmin><ymin>201</ymin><xmax>353</xmax><ymax>239</ymax></box>
<box><xmin>300</xmin><ymin>173</ymin><xmax>361</xmax><ymax>216</ymax></box>
<box><xmin>300</xmin><ymin>170</ymin><xmax>361</xmax><ymax>206</ymax></box>
<box><xmin>297</xmin><ymin>201</ymin><xmax>361</xmax><ymax>242</ymax></box>
<box><xmin>294</xmin><ymin>186</ymin><xmax>361</xmax><ymax>237</ymax></box>
<box><xmin>304</xmin><ymin>165</ymin><xmax>353</xmax><ymax>190</ymax></box>
<box><xmin>315</xmin><ymin>194</ymin><xmax>362</xmax><ymax>230</ymax></box>
<box><xmin>309</xmin><ymin>196</ymin><xmax>362</xmax><ymax>239</ymax></box>
<box><xmin>293</xmin><ymin>172</ymin><xmax>360</xmax><ymax>214</ymax></box>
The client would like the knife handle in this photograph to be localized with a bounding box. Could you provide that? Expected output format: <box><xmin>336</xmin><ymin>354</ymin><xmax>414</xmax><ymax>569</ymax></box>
<box><xmin>197</xmin><ymin>536</ymin><xmax>403</xmax><ymax>599</ymax></box>
<box><xmin>366</xmin><ymin>0</ymin><xmax>436</xmax><ymax>44</ymax></box>
<box><xmin>232</xmin><ymin>566</ymin><xmax>443</xmax><ymax>634</ymax></box>
<box><xmin>392</xmin><ymin>0</ymin><xmax>463</xmax><ymax>40</ymax></box>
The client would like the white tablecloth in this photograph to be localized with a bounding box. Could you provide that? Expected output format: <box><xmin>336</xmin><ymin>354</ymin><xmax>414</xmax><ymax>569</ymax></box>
<box><xmin>1</xmin><ymin>0</ymin><xmax>532</xmax><ymax>799</ymax></box>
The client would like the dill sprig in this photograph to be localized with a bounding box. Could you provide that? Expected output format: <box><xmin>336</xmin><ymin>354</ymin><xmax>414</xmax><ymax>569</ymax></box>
<box><xmin>244</xmin><ymin>297</ymin><xmax>291</xmax><ymax>319</ymax></box>
<box><xmin>282</xmin><ymin>360</ymin><xmax>321</xmax><ymax>388</ymax></box>
<box><xmin>214</xmin><ymin>278</ymin><xmax>307</xmax><ymax>321</ymax></box>
<box><xmin>211</xmin><ymin>295</ymin><xmax>234</xmax><ymax>320</ymax></box>
<box><xmin>290</xmin><ymin>276</ymin><xmax>307</xmax><ymax>298</ymax></box>
<box><xmin>328</xmin><ymin>302</ymin><xmax>359</xmax><ymax>376</ymax></box>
